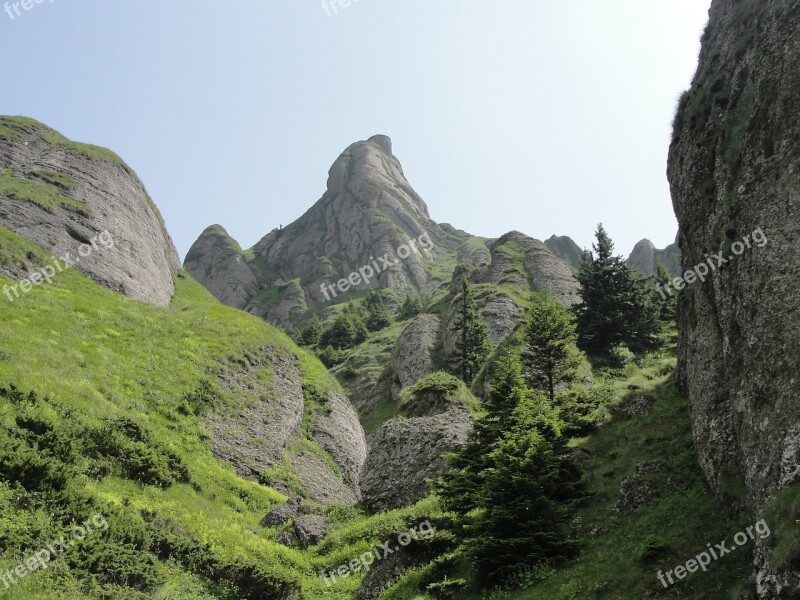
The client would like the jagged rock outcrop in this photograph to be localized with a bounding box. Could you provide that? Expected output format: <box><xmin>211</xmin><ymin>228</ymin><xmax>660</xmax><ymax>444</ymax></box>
<box><xmin>442</xmin><ymin>231</ymin><xmax>580</xmax><ymax>356</ymax></box>
<box><xmin>184</xmin><ymin>225</ymin><xmax>258</xmax><ymax>309</ymax></box>
<box><xmin>390</xmin><ymin>314</ymin><xmax>441</xmax><ymax>391</ymax></box>
<box><xmin>205</xmin><ymin>347</ymin><xmax>367</xmax><ymax>505</ymax></box>
<box><xmin>545</xmin><ymin>234</ymin><xmax>583</xmax><ymax>270</ymax></box>
<box><xmin>186</xmin><ymin>135</ymin><xmax>475</xmax><ymax>330</ymax></box>
<box><xmin>0</xmin><ymin>116</ymin><xmax>180</xmax><ymax>307</ymax></box>
<box><xmin>668</xmin><ymin>1</ymin><xmax>800</xmax><ymax>596</ymax></box>
<box><xmin>360</xmin><ymin>409</ymin><xmax>472</xmax><ymax>512</ymax></box>
<box><xmin>627</xmin><ymin>237</ymin><xmax>681</xmax><ymax>277</ymax></box>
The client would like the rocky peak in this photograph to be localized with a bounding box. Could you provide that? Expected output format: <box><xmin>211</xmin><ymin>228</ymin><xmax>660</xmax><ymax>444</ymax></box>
<box><xmin>627</xmin><ymin>236</ymin><xmax>681</xmax><ymax>278</ymax></box>
<box><xmin>544</xmin><ymin>234</ymin><xmax>584</xmax><ymax>270</ymax></box>
<box><xmin>186</xmin><ymin>135</ymin><xmax>474</xmax><ymax>330</ymax></box>
<box><xmin>0</xmin><ymin>116</ymin><xmax>180</xmax><ymax>307</ymax></box>
<box><xmin>184</xmin><ymin>225</ymin><xmax>258</xmax><ymax>310</ymax></box>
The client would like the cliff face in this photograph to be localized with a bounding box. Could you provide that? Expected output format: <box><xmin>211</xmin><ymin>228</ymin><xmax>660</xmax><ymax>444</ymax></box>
<box><xmin>0</xmin><ymin>117</ymin><xmax>180</xmax><ymax>307</ymax></box>
<box><xmin>668</xmin><ymin>1</ymin><xmax>800</xmax><ymax>596</ymax></box>
<box><xmin>184</xmin><ymin>225</ymin><xmax>258</xmax><ymax>309</ymax></box>
<box><xmin>185</xmin><ymin>135</ymin><xmax>474</xmax><ymax>330</ymax></box>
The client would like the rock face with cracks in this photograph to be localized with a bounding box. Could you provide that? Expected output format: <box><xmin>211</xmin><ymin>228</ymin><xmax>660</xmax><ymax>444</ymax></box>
<box><xmin>0</xmin><ymin>116</ymin><xmax>180</xmax><ymax>307</ymax></box>
<box><xmin>668</xmin><ymin>1</ymin><xmax>800</xmax><ymax>595</ymax></box>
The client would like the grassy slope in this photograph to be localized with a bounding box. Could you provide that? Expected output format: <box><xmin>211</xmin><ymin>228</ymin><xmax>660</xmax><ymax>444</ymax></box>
<box><xmin>382</xmin><ymin>342</ymin><xmax>757</xmax><ymax>600</ymax></box>
<box><xmin>0</xmin><ymin>227</ymin><xmax>443</xmax><ymax>599</ymax></box>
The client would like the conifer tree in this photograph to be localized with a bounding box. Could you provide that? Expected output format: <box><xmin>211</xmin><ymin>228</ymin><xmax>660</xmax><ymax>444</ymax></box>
<box><xmin>399</xmin><ymin>293</ymin><xmax>424</xmax><ymax>320</ymax></box>
<box><xmin>298</xmin><ymin>314</ymin><xmax>322</xmax><ymax>346</ymax></box>
<box><xmin>365</xmin><ymin>290</ymin><xmax>392</xmax><ymax>332</ymax></box>
<box><xmin>436</xmin><ymin>352</ymin><xmax>527</xmax><ymax>515</ymax></box>
<box><xmin>451</xmin><ymin>276</ymin><xmax>492</xmax><ymax>385</ymax></box>
<box><xmin>574</xmin><ymin>224</ymin><xmax>661</xmax><ymax>354</ymax></box>
<box><xmin>523</xmin><ymin>295</ymin><xmax>582</xmax><ymax>402</ymax></box>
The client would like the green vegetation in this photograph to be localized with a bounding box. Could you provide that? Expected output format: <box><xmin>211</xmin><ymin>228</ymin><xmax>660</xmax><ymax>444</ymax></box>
<box><xmin>43</xmin><ymin>132</ymin><xmax>127</xmax><ymax>168</ymax></box>
<box><xmin>761</xmin><ymin>485</ymin><xmax>800</xmax><ymax>573</ymax></box>
<box><xmin>436</xmin><ymin>352</ymin><xmax>585</xmax><ymax>586</ymax></box>
<box><xmin>523</xmin><ymin>295</ymin><xmax>583</xmax><ymax>402</ymax></box>
<box><xmin>0</xmin><ymin>227</ymin><xmax>452</xmax><ymax>599</ymax></box>
<box><xmin>388</xmin><ymin>339</ymin><xmax>757</xmax><ymax>599</ymax></box>
<box><xmin>575</xmin><ymin>224</ymin><xmax>661</xmax><ymax>354</ymax></box>
<box><xmin>365</xmin><ymin>289</ymin><xmax>392</xmax><ymax>332</ymax></box>
<box><xmin>398</xmin><ymin>372</ymin><xmax>479</xmax><ymax>418</ymax></box>
<box><xmin>450</xmin><ymin>276</ymin><xmax>492</xmax><ymax>385</ymax></box>
<box><xmin>399</xmin><ymin>293</ymin><xmax>424</xmax><ymax>320</ymax></box>
<box><xmin>0</xmin><ymin>169</ymin><xmax>92</xmax><ymax>217</ymax></box>
<box><xmin>28</xmin><ymin>169</ymin><xmax>77</xmax><ymax>190</ymax></box>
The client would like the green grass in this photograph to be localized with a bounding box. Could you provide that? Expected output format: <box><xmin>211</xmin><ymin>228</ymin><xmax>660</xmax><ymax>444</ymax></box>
<box><xmin>382</xmin><ymin>344</ymin><xmax>757</xmax><ymax>600</ymax></box>
<box><xmin>0</xmin><ymin>116</ymin><xmax>43</xmax><ymax>140</ymax></box>
<box><xmin>28</xmin><ymin>169</ymin><xmax>77</xmax><ymax>190</ymax></box>
<box><xmin>43</xmin><ymin>132</ymin><xmax>127</xmax><ymax>167</ymax></box>
<box><xmin>0</xmin><ymin>227</ymin><xmax>465</xmax><ymax>599</ymax></box>
<box><xmin>0</xmin><ymin>169</ymin><xmax>92</xmax><ymax>217</ymax></box>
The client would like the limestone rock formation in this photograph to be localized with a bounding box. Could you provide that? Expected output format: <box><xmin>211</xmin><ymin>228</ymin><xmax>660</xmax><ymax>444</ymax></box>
<box><xmin>390</xmin><ymin>314</ymin><xmax>441</xmax><ymax>390</ymax></box>
<box><xmin>205</xmin><ymin>347</ymin><xmax>367</xmax><ymax>505</ymax></box>
<box><xmin>627</xmin><ymin>237</ymin><xmax>681</xmax><ymax>277</ymax></box>
<box><xmin>0</xmin><ymin>116</ymin><xmax>180</xmax><ymax>307</ymax></box>
<box><xmin>184</xmin><ymin>225</ymin><xmax>258</xmax><ymax>309</ymax></box>
<box><xmin>359</xmin><ymin>409</ymin><xmax>472</xmax><ymax>512</ymax></box>
<box><xmin>668</xmin><ymin>1</ymin><xmax>800</xmax><ymax>595</ymax></box>
<box><xmin>545</xmin><ymin>234</ymin><xmax>583</xmax><ymax>270</ymax></box>
<box><xmin>186</xmin><ymin>135</ymin><xmax>475</xmax><ymax>330</ymax></box>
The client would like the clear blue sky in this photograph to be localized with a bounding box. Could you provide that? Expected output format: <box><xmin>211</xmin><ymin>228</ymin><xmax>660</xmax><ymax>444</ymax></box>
<box><xmin>1</xmin><ymin>0</ymin><xmax>711</xmax><ymax>259</ymax></box>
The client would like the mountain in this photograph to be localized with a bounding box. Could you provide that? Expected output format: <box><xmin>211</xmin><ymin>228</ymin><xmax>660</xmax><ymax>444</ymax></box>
<box><xmin>0</xmin><ymin>116</ymin><xmax>180</xmax><ymax>307</ymax></box>
<box><xmin>668</xmin><ymin>0</ymin><xmax>800</xmax><ymax>596</ymax></box>
<box><xmin>544</xmin><ymin>234</ymin><xmax>583</xmax><ymax>270</ymax></box>
<box><xmin>186</xmin><ymin>135</ymin><xmax>475</xmax><ymax>330</ymax></box>
<box><xmin>626</xmin><ymin>236</ymin><xmax>681</xmax><ymax>277</ymax></box>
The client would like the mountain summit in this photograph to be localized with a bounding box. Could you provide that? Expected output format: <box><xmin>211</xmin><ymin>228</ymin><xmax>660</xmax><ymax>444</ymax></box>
<box><xmin>186</xmin><ymin>135</ymin><xmax>474</xmax><ymax>329</ymax></box>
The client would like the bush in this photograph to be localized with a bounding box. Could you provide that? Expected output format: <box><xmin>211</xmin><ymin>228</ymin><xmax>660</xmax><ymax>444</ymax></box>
<box><xmin>608</xmin><ymin>344</ymin><xmax>635</xmax><ymax>368</ymax></box>
<box><xmin>638</xmin><ymin>534</ymin><xmax>668</xmax><ymax>561</ymax></box>
<box><xmin>426</xmin><ymin>578</ymin><xmax>467</xmax><ymax>599</ymax></box>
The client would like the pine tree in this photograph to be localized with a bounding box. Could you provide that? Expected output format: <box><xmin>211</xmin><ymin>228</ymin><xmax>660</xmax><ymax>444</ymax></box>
<box><xmin>574</xmin><ymin>224</ymin><xmax>661</xmax><ymax>354</ymax></box>
<box><xmin>523</xmin><ymin>295</ymin><xmax>583</xmax><ymax>402</ymax></box>
<box><xmin>399</xmin><ymin>293</ymin><xmax>423</xmax><ymax>320</ymax></box>
<box><xmin>365</xmin><ymin>290</ymin><xmax>392</xmax><ymax>332</ymax></box>
<box><xmin>298</xmin><ymin>315</ymin><xmax>322</xmax><ymax>346</ymax></box>
<box><xmin>469</xmin><ymin>421</ymin><xmax>584</xmax><ymax>585</ymax></box>
<box><xmin>451</xmin><ymin>276</ymin><xmax>492</xmax><ymax>385</ymax></box>
<box><xmin>436</xmin><ymin>352</ymin><xmax>529</xmax><ymax>515</ymax></box>
<box><xmin>319</xmin><ymin>305</ymin><xmax>368</xmax><ymax>350</ymax></box>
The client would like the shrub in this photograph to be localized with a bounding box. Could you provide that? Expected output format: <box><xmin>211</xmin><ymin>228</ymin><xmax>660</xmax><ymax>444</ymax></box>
<box><xmin>609</xmin><ymin>344</ymin><xmax>635</xmax><ymax>368</ymax></box>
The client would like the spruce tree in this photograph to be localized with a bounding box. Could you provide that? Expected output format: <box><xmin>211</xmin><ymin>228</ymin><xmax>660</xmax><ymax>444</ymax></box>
<box><xmin>436</xmin><ymin>352</ymin><xmax>528</xmax><ymax>515</ymax></box>
<box><xmin>399</xmin><ymin>293</ymin><xmax>424</xmax><ymax>320</ymax></box>
<box><xmin>523</xmin><ymin>295</ymin><xmax>582</xmax><ymax>402</ymax></box>
<box><xmin>298</xmin><ymin>315</ymin><xmax>322</xmax><ymax>346</ymax></box>
<box><xmin>365</xmin><ymin>290</ymin><xmax>392</xmax><ymax>332</ymax></box>
<box><xmin>469</xmin><ymin>421</ymin><xmax>584</xmax><ymax>585</ymax></box>
<box><xmin>451</xmin><ymin>276</ymin><xmax>492</xmax><ymax>385</ymax></box>
<box><xmin>574</xmin><ymin>224</ymin><xmax>661</xmax><ymax>354</ymax></box>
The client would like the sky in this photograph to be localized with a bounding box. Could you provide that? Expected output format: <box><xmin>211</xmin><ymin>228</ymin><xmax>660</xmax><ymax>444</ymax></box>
<box><xmin>0</xmin><ymin>0</ymin><xmax>711</xmax><ymax>259</ymax></box>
